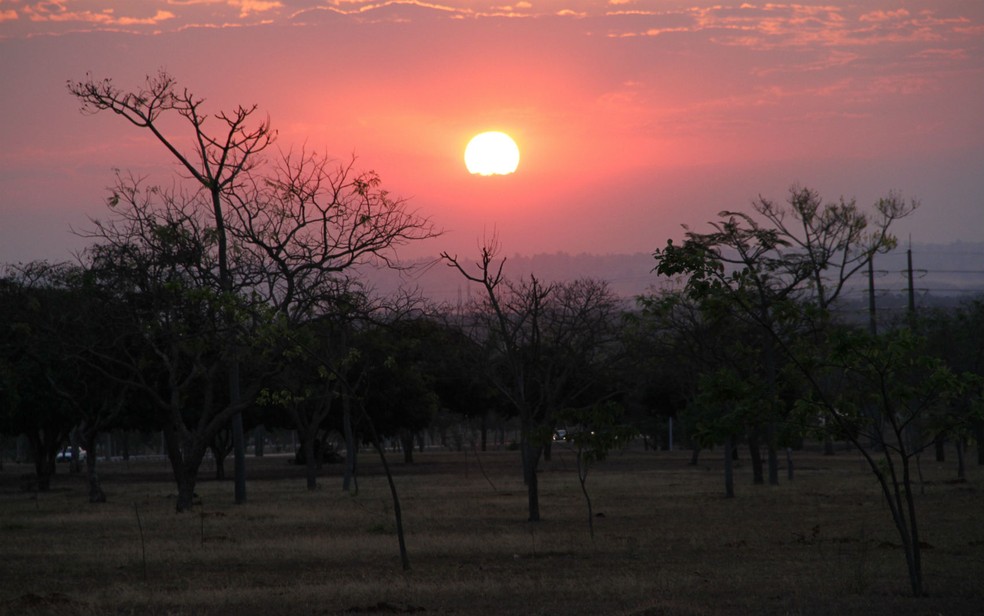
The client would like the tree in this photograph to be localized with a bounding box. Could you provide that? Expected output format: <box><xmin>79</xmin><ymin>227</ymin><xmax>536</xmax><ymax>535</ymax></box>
<box><xmin>654</xmin><ymin>187</ymin><xmax>917</xmax><ymax>485</ymax></box>
<box><xmin>42</xmin><ymin>268</ymin><xmax>133</xmax><ymax>502</ymax></box>
<box><xmin>0</xmin><ymin>263</ymin><xmax>77</xmax><ymax>491</ymax></box>
<box><xmin>443</xmin><ymin>238</ymin><xmax>623</xmax><ymax>521</ymax></box>
<box><xmin>70</xmin><ymin>69</ymin><xmax>276</xmax><ymax>504</ymax></box>
<box><xmin>70</xmin><ymin>71</ymin><xmax>438</xmax><ymax>508</ymax></box>
<box><xmin>227</xmin><ymin>145</ymin><xmax>437</xmax><ymax>482</ymax></box>
<box><xmin>650</xmin><ymin>186</ymin><xmax>982</xmax><ymax>597</ymax></box>
<box><xmin>356</xmin><ymin>318</ymin><xmax>443</xmax><ymax>464</ymax></box>
<box><xmin>795</xmin><ymin>327</ymin><xmax>977</xmax><ymax>597</ymax></box>
<box><xmin>919</xmin><ymin>300</ymin><xmax>984</xmax><ymax>472</ymax></box>
<box><xmin>80</xmin><ymin>187</ymin><xmax>268</xmax><ymax>512</ymax></box>
<box><xmin>259</xmin><ymin>287</ymin><xmax>364</xmax><ymax>490</ymax></box>
<box><xmin>556</xmin><ymin>401</ymin><xmax>636</xmax><ymax>539</ymax></box>
<box><xmin>626</xmin><ymin>290</ymin><xmax>755</xmax><ymax>482</ymax></box>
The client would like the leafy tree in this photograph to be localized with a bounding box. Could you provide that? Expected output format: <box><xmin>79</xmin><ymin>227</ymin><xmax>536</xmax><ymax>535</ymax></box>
<box><xmin>795</xmin><ymin>327</ymin><xmax>977</xmax><ymax>596</ymax></box>
<box><xmin>0</xmin><ymin>263</ymin><xmax>78</xmax><ymax>490</ymax></box>
<box><xmin>79</xmin><ymin>194</ymin><xmax>269</xmax><ymax>512</ymax></box>
<box><xmin>426</xmin><ymin>315</ymin><xmax>510</xmax><ymax>452</ymax></box>
<box><xmin>258</xmin><ymin>288</ymin><xmax>364</xmax><ymax>490</ymax></box>
<box><xmin>919</xmin><ymin>300</ymin><xmax>984</xmax><ymax>472</ymax></box>
<box><xmin>626</xmin><ymin>290</ymin><xmax>752</xmax><ymax>472</ymax></box>
<box><xmin>355</xmin><ymin>318</ymin><xmax>444</xmax><ymax>463</ymax></box>
<box><xmin>654</xmin><ymin>187</ymin><xmax>916</xmax><ymax>485</ymax></box>
<box><xmin>650</xmin><ymin>186</ymin><xmax>983</xmax><ymax>596</ymax></box>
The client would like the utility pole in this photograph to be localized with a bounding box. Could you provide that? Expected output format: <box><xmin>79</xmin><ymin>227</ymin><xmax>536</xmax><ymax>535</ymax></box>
<box><xmin>868</xmin><ymin>254</ymin><xmax>878</xmax><ymax>336</ymax></box>
<box><xmin>906</xmin><ymin>240</ymin><xmax>916</xmax><ymax>329</ymax></box>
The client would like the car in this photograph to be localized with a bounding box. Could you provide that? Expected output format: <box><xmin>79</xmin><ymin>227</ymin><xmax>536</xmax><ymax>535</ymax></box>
<box><xmin>56</xmin><ymin>447</ymin><xmax>87</xmax><ymax>463</ymax></box>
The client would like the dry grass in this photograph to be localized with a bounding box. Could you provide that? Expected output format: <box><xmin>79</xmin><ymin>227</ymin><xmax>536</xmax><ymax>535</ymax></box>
<box><xmin>1</xmin><ymin>445</ymin><xmax>982</xmax><ymax>615</ymax></box>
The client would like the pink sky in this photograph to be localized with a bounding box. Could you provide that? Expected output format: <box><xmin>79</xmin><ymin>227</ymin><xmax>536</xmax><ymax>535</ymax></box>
<box><xmin>1</xmin><ymin>1</ymin><xmax>983</xmax><ymax>265</ymax></box>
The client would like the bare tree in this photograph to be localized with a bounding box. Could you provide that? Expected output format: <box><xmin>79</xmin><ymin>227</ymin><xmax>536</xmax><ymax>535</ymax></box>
<box><xmin>227</xmin><ymin>147</ymin><xmax>438</xmax><ymax>320</ymax></box>
<box><xmin>69</xmin><ymin>71</ymin><xmax>438</xmax><ymax>507</ymax></box>
<box><xmin>443</xmin><ymin>237</ymin><xmax>623</xmax><ymax>521</ymax></box>
<box><xmin>69</xmin><ymin>69</ymin><xmax>276</xmax><ymax>504</ymax></box>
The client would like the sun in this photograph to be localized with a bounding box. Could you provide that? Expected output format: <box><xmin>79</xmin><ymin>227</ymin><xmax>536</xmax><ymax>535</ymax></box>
<box><xmin>464</xmin><ymin>131</ymin><xmax>520</xmax><ymax>176</ymax></box>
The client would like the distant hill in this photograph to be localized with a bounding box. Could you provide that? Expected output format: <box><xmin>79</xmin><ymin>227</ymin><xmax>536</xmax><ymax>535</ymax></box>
<box><xmin>360</xmin><ymin>242</ymin><xmax>984</xmax><ymax>307</ymax></box>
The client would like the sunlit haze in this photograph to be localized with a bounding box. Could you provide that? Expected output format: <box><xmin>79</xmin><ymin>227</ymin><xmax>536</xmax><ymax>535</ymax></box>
<box><xmin>1</xmin><ymin>1</ymin><xmax>983</xmax><ymax>267</ymax></box>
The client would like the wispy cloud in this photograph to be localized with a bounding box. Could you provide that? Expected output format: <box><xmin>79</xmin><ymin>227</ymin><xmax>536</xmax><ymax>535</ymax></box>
<box><xmin>18</xmin><ymin>1</ymin><xmax>176</xmax><ymax>28</ymax></box>
<box><xmin>230</xmin><ymin>0</ymin><xmax>283</xmax><ymax>17</ymax></box>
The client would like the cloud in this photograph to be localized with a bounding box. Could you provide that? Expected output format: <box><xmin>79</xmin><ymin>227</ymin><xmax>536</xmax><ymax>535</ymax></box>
<box><xmin>859</xmin><ymin>9</ymin><xmax>910</xmax><ymax>23</ymax></box>
<box><xmin>229</xmin><ymin>0</ymin><xmax>283</xmax><ymax>17</ymax></box>
<box><xmin>21</xmin><ymin>2</ymin><xmax>176</xmax><ymax>27</ymax></box>
<box><xmin>117</xmin><ymin>10</ymin><xmax>177</xmax><ymax>25</ymax></box>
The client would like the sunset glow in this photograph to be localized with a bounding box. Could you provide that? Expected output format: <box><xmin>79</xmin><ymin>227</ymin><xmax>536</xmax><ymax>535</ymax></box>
<box><xmin>0</xmin><ymin>1</ymin><xmax>982</xmax><ymax>263</ymax></box>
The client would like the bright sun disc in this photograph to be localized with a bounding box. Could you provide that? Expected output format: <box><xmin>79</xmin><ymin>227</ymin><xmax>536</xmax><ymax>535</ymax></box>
<box><xmin>464</xmin><ymin>131</ymin><xmax>520</xmax><ymax>176</ymax></box>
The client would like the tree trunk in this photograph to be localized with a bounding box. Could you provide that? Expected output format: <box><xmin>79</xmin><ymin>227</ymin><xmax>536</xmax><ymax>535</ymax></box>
<box><xmin>480</xmin><ymin>413</ymin><xmax>488</xmax><ymax>452</ymax></box>
<box><xmin>254</xmin><ymin>425</ymin><xmax>266</xmax><ymax>457</ymax></box>
<box><xmin>955</xmin><ymin>438</ymin><xmax>966</xmax><ymax>482</ymax></box>
<box><xmin>766</xmin><ymin>422</ymin><xmax>780</xmax><ymax>485</ymax></box>
<box><xmin>35</xmin><ymin>453</ymin><xmax>55</xmax><ymax>492</ymax></box>
<box><xmin>823</xmin><ymin>434</ymin><xmax>835</xmax><ymax>456</ymax></box>
<box><xmin>724</xmin><ymin>436</ymin><xmax>735</xmax><ymax>498</ymax></box>
<box><xmin>901</xmin><ymin>455</ymin><xmax>924</xmax><ymax>596</ymax></box>
<box><xmin>401</xmin><ymin>432</ymin><xmax>414</xmax><ymax>464</ymax></box>
<box><xmin>162</xmin><ymin>425</ymin><xmax>204</xmax><ymax>513</ymax></box>
<box><xmin>371</xmin><ymin>432</ymin><xmax>410</xmax><ymax>571</ymax></box>
<box><xmin>303</xmin><ymin>429</ymin><xmax>319</xmax><ymax>490</ymax></box>
<box><xmin>975</xmin><ymin>420</ymin><xmax>984</xmax><ymax>466</ymax></box>
<box><xmin>522</xmin><ymin>440</ymin><xmax>543</xmax><ymax>522</ymax></box>
<box><xmin>786</xmin><ymin>447</ymin><xmax>794</xmax><ymax>481</ymax></box>
<box><xmin>209</xmin><ymin>430</ymin><xmax>232</xmax><ymax>481</ymax></box>
<box><xmin>29</xmin><ymin>432</ymin><xmax>60</xmax><ymax>492</ymax></box>
<box><xmin>69</xmin><ymin>430</ymin><xmax>83</xmax><ymax>475</ymax></box>
<box><xmin>764</xmin><ymin>335</ymin><xmax>779</xmax><ymax>486</ymax></box>
<box><xmin>689</xmin><ymin>444</ymin><xmax>700</xmax><ymax>466</ymax></box>
<box><xmin>576</xmin><ymin>452</ymin><xmax>595</xmax><ymax>539</ymax></box>
<box><xmin>81</xmin><ymin>427</ymin><xmax>106</xmax><ymax>503</ymax></box>
<box><xmin>862</xmin><ymin>446</ymin><xmax>924</xmax><ymax>598</ymax></box>
<box><xmin>230</xmin><ymin>367</ymin><xmax>246</xmax><ymax>505</ymax></box>
<box><xmin>747</xmin><ymin>431</ymin><xmax>765</xmax><ymax>485</ymax></box>
<box><xmin>212</xmin><ymin>446</ymin><xmax>227</xmax><ymax>480</ymax></box>
<box><xmin>935</xmin><ymin>435</ymin><xmax>946</xmax><ymax>462</ymax></box>
<box><xmin>342</xmin><ymin>400</ymin><xmax>358</xmax><ymax>494</ymax></box>
<box><xmin>175</xmin><ymin>468</ymin><xmax>198</xmax><ymax>512</ymax></box>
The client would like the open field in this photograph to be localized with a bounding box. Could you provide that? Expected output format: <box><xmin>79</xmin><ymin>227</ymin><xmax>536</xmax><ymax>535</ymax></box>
<box><xmin>1</xmin><ymin>445</ymin><xmax>982</xmax><ymax>615</ymax></box>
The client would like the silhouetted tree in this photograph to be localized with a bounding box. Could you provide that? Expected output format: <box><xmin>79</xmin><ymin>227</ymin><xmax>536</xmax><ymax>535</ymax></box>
<box><xmin>654</xmin><ymin>186</ymin><xmax>917</xmax><ymax>485</ymax></box>
<box><xmin>70</xmin><ymin>69</ymin><xmax>276</xmax><ymax>504</ymax></box>
<box><xmin>443</xmin><ymin>237</ymin><xmax>623</xmax><ymax>521</ymax></box>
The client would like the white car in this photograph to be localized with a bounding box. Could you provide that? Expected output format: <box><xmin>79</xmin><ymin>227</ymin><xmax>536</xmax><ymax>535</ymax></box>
<box><xmin>56</xmin><ymin>447</ymin><xmax>87</xmax><ymax>462</ymax></box>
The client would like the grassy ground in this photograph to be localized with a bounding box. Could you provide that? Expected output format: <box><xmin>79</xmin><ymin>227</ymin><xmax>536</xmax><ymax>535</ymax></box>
<box><xmin>1</xmin><ymin>444</ymin><xmax>981</xmax><ymax>615</ymax></box>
